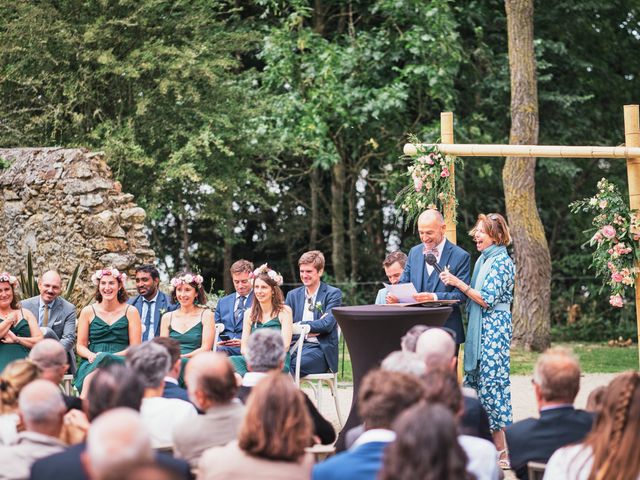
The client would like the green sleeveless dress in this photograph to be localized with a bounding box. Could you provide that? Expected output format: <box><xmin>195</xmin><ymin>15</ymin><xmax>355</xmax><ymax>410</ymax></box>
<box><xmin>229</xmin><ymin>317</ymin><xmax>291</xmax><ymax>376</ymax></box>
<box><xmin>169</xmin><ymin>312</ymin><xmax>204</xmax><ymax>387</ymax></box>
<box><xmin>0</xmin><ymin>314</ymin><xmax>31</xmax><ymax>372</ymax></box>
<box><xmin>74</xmin><ymin>308</ymin><xmax>130</xmax><ymax>392</ymax></box>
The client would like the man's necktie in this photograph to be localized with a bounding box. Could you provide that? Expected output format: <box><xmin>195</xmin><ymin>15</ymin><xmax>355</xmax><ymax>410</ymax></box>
<box><xmin>42</xmin><ymin>304</ymin><xmax>49</xmax><ymax>327</ymax></box>
<box><xmin>142</xmin><ymin>300</ymin><xmax>153</xmax><ymax>341</ymax></box>
<box><xmin>424</xmin><ymin>247</ymin><xmax>440</xmax><ymax>259</ymax></box>
<box><xmin>235</xmin><ymin>296</ymin><xmax>246</xmax><ymax>325</ymax></box>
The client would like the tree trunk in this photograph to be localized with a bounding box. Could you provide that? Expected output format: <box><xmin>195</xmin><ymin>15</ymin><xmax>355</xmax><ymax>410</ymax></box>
<box><xmin>178</xmin><ymin>191</ymin><xmax>191</xmax><ymax>271</ymax></box>
<box><xmin>331</xmin><ymin>161</ymin><xmax>347</xmax><ymax>283</ymax></box>
<box><xmin>503</xmin><ymin>0</ymin><xmax>551</xmax><ymax>351</ymax></box>
<box><xmin>310</xmin><ymin>167</ymin><xmax>320</xmax><ymax>249</ymax></box>
<box><xmin>348</xmin><ymin>175</ymin><xmax>358</xmax><ymax>282</ymax></box>
<box><xmin>222</xmin><ymin>201</ymin><xmax>234</xmax><ymax>294</ymax></box>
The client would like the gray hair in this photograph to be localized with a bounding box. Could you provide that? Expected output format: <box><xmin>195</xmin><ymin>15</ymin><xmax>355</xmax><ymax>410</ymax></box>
<box><xmin>18</xmin><ymin>379</ymin><xmax>65</xmax><ymax>426</ymax></box>
<box><xmin>533</xmin><ymin>347</ymin><xmax>581</xmax><ymax>403</ymax></box>
<box><xmin>126</xmin><ymin>342</ymin><xmax>171</xmax><ymax>388</ymax></box>
<box><xmin>87</xmin><ymin>407</ymin><xmax>153</xmax><ymax>479</ymax></box>
<box><xmin>29</xmin><ymin>339</ymin><xmax>67</xmax><ymax>369</ymax></box>
<box><xmin>381</xmin><ymin>351</ymin><xmax>426</xmax><ymax>377</ymax></box>
<box><xmin>245</xmin><ymin>329</ymin><xmax>285</xmax><ymax>373</ymax></box>
<box><xmin>400</xmin><ymin>325</ymin><xmax>430</xmax><ymax>353</ymax></box>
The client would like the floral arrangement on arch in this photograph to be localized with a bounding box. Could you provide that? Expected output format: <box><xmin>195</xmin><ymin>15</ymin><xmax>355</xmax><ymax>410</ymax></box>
<box><xmin>570</xmin><ymin>178</ymin><xmax>640</xmax><ymax>308</ymax></box>
<box><xmin>396</xmin><ymin>138</ymin><xmax>460</xmax><ymax>224</ymax></box>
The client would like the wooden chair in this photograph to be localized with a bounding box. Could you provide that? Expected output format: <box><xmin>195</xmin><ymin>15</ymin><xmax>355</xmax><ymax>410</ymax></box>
<box><xmin>61</xmin><ymin>374</ymin><xmax>75</xmax><ymax>396</ymax></box>
<box><xmin>213</xmin><ymin>323</ymin><xmax>225</xmax><ymax>351</ymax></box>
<box><xmin>527</xmin><ymin>461</ymin><xmax>547</xmax><ymax>480</ymax></box>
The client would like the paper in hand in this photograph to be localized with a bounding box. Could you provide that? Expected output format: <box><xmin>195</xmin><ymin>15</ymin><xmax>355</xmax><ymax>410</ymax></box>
<box><xmin>384</xmin><ymin>282</ymin><xmax>418</xmax><ymax>303</ymax></box>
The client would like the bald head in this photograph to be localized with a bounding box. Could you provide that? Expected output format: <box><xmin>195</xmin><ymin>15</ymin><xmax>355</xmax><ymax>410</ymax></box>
<box><xmin>185</xmin><ymin>352</ymin><xmax>237</xmax><ymax>410</ymax></box>
<box><xmin>39</xmin><ymin>270</ymin><xmax>62</xmax><ymax>303</ymax></box>
<box><xmin>417</xmin><ymin>209</ymin><xmax>446</xmax><ymax>249</ymax></box>
<box><xmin>416</xmin><ymin>329</ymin><xmax>456</xmax><ymax>371</ymax></box>
<box><xmin>417</xmin><ymin>209</ymin><xmax>444</xmax><ymax>225</ymax></box>
<box><xmin>29</xmin><ymin>339</ymin><xmax>68</xmax><ymax>383</ymax></box>
<box><xmin>19</xmin><ymin>379</ymin><xmax>65</xmax><ymax>435</ymax></box>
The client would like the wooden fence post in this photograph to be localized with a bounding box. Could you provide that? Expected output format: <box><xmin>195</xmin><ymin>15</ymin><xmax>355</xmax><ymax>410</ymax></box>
<box><xmin>441</xmin><ymin>112</ymin><xmax>457</xmax><ymax>244</ymax></box>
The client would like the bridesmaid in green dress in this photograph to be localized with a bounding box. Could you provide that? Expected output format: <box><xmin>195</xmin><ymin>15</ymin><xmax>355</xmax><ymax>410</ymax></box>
<box><xmin>159</xmin><ymin>272</ymin><xmax>214</xmax><ymax>386</ymax></box>
<box><xmin>0</xmin><ymin>272</ymin><xmax>42</xmax><ymax>372</ymax></box>
<box><xmin>75</xmin><ymin>267</ymin><xmax>141</xmax><ymax>394</ymax></box>
<box><xmin>230</xmin><ymin>265</ymin><xmax>293</xmax><ymax>376</ymax></box>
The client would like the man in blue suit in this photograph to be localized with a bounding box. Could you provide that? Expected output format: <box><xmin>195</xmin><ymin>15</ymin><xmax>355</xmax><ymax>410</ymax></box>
<box><xmin>129</xmin><ymin>265</ymin><xmax>176</xmax><ymax>342</ymax></box>
<box><xmin>285</xmin><ymin>250</ymin><xmax>343</xmax><ymax>376</ymax></box>
<box><xmin>214</xmin><ymin>259</ymin><xmax>254</xmax><ymax>356</ymax></box>
<box><xmin>313</xmin><ymin>369</ymin><xmax>424</xmax><ymax>480</ymax></box>
<box><xmin>392</xmin><ymin>209</ymin><xmax>470</xmax><ymax>347</ymax></box>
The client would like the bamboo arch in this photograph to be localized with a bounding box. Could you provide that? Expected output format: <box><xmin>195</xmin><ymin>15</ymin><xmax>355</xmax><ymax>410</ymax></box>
<box><xmin>404</xmin><ymin>105</ymin><xmax>640</xmax><ymax>366</ymax></box>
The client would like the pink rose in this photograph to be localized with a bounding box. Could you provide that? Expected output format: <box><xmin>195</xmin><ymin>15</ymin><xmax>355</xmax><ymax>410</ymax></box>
<box><xmin>609</xmin><ymin>294</ymin><xmax>624</xmax><ymax>308</ymax></box>
<box><xmin>601</xmin><ymin>225</ymin><xmax>616</xmax><ymax>239</ymax></box>
<box><xmin>426</xmin><ymin>154</ymin><xmax>435</xmax><ymax>165</ymax></box>
<box><xmin>440</xmin><ymin>167</ymin><xmax>450</xmax><ymax>178</ymax></box>
<box><xmin>611</xmin><ymin>272</ymin><xmax>624</xmax><ymax>283</ymax></box>
<box><xmin>413</xmin><ymin>176</ymin><xmax>423</xmax><ymax>192</ymax></box>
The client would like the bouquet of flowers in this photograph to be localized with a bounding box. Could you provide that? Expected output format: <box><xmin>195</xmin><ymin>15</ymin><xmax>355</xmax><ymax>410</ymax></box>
<box><xmin>570</xmin><ymin>178</ymin><xmax>640</xmax><ymax>307</ymax></box>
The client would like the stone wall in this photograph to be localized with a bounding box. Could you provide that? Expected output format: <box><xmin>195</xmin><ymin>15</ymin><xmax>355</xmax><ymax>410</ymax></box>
<box><xmin>0</xmin><ymin>148</ymin><xmax>155</xmax><ymax>300</ymax></box>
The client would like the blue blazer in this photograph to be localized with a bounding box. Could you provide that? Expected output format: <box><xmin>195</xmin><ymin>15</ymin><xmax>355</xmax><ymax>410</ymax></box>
<box><xmin>399</xmin><ymin>239</ymin><xmax>470</xmax><ymax>343</ymax></box>
<box><xmin>285</xmin><ymin>282</ymin><xmax>343</xmax><ymax>373</ymax></box>
<box><xmin>312</xmin><ymin>441</ymin><xmax>389</xmax><ymax>480</ymax></box>
<box><xmin>163</xmin><ymin>380</ymin><xmax>191</xmax><ymax>403</ymax></box>
<box><xmin>128</xmin><ymin>290</ymin><xmax>177</xmax><ymax>338</ymax></box>
<box><xmin>214</xmin><ymin>292</ymin><xmax>253</xmax><ymax>338</ymax></box>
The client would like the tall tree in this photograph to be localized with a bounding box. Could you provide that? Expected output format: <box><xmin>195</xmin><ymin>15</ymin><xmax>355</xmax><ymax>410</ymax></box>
<box><xmin>503</xmin><ymin>0</ymin><xmax>551</xmax><ymax>350</ymax></box>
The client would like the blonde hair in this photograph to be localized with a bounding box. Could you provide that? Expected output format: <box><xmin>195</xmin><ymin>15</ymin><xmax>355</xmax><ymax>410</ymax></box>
<box><xmin>0</xmin><ymin>360</ymin><xmax>40</xmax><ymax>414</ymax></box>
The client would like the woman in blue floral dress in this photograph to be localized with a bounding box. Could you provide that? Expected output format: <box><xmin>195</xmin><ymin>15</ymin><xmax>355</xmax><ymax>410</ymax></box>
<box><xmin>440</xmin><ymin>213</ymin><xmax>515</xmax><ymax>469</ymax></box>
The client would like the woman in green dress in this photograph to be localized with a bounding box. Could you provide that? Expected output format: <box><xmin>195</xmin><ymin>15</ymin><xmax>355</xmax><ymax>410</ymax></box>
<box><xmin>0</xmin><ymin>272</ymin><xmax>42</xmax><ymax>372</ymax></box>
<box><xmin>75</xmin><ymin>267</ymin><xmax>141</xmax><ymax>395</ymax></box>
<box><xmin>230</xmin><ymin>265</ymin><xmax>293</xmax><ymax>376</ymax></box>
<box><xmin>160</xmin><ymin>272</ymin><xmax>214</xmax><ymax>386</ymax></box>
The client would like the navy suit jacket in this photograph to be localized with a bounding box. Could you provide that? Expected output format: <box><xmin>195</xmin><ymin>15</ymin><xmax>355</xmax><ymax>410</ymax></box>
<box><xmin>163</xmin><ymin>380</ymin><xmax>191</xmax><ymax>403</ymax></box>
<box><xmin>399</xmin><ymin>239</ymin><xmax>470</xmax><ymax>343</ymax></box>
<box><xmin>313</xmin><ymin>441</ymin><xmax>389</xmax><ymax>480</ymax></box>
<box><xmin>506</xmin><ymin>406</ymin><xmax>594</xmax><ymax>480</ymax></box>
<box><xmin>285</xmin><ymin>282</ymin><xmax>343</xmax><ymax>373</ymax></box>
<box><xmin>128</xmin><ymin>290</ymin><xmax>176</xmax><ymax>338</ymax></box>
<box><xmin>214</xmin><ymin>292</ymin><xmax>253</xmax><ymax>339</ymax></box>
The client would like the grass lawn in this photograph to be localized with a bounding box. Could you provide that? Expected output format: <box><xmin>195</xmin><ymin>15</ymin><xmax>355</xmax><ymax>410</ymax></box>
<box><xmin>336</xmin><ymin>340</ymin><xmax>638</xmax><ymax>384</ymax></box>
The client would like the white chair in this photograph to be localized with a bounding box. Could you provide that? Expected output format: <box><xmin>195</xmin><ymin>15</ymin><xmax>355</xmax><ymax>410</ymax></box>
<box><xmin>213</xmin><ymin>323</ymin><xmax>225</xmax><ymax>352</ymax></box>
<box><xmin>61</xmin><ymin>374</ymin><xmax>74</xmax><ymax>396</ymax></box>
<box><xmin>292</xmin><ymin>323</ymin><xmax>310</xmax><ymax>384</ymax></box>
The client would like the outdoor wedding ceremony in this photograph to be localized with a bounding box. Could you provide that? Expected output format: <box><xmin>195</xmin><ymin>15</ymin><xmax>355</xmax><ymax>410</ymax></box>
<box><xmin>0</xmin><ymin>1</ymin><xmax>639</xmax><ymax>480</ymax></box>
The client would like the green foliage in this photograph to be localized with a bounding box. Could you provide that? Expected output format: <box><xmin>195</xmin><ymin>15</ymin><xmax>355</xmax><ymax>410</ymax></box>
<box><xmin>19</xmin><ymin>251</ymin><xmax>39</xmax><ymax>299</ymax></box>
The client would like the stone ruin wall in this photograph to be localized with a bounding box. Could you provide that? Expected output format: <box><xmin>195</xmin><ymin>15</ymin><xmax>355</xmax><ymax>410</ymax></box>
<box><xmin>0</xmin><ymin>148</ymin><xmax>156</xmax><ymax>302</ymax></box>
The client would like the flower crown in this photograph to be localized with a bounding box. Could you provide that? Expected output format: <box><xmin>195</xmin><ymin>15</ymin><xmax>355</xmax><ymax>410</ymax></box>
<box><xmin>170</xmin><ymin>273</ymin><xmax>204</xmax><ymax>288</ymax></box>
<box><xmin>249</xmin><ymin>264</ymin><xmax>283</xmax><ymax>286</ymax></box>
<box><xmin>91</xmin><ymin>267</ymin><xmax>127</xmax><ymax>286</ymax></box>
<box><xmin>0</xmin><ymin>272</ymin><xmax>17</xmax><ymax>285</ymax></box>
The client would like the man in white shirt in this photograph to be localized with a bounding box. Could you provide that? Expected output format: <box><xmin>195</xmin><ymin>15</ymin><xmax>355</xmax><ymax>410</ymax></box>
<box><xmin>374</xmin><ymin>251</ymin><xmax>407</xmax><ymax>305</ymax></box>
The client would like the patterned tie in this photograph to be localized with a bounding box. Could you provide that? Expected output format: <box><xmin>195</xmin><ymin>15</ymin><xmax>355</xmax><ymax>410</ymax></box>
<box><xmin>142</xmin><ymin>300</ymin><xmax>153</xmax><ymax>341</ymax></box>
<box><xmin>42</xmin><ymin>304</ymin><xmax>49</xmax><ymax>327</ymax></box>
<box><xmin>235</xmin><ymin>296</ymin><xmax>246</xmax><ymax>326</ymax></box>
<box><xmin>424</xmin><ymin>246</ymin><xmax>440</xmax><ymax>259</ymax></box>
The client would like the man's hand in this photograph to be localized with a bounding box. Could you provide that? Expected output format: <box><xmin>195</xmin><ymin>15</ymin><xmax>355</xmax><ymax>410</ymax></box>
<box><xmin>413</xmin><ymin>292</ymin><xmax>436</xmax><ymax>303</ymax></box>
<box><xmin>218</xmin><ymin>338</ymin><xmax>241</xmax><ymax>347</ymax></box>
<box><xmin>386</xmin><ymin>294</ymin><xmax>399</xmax><ymax>304</ymax></box>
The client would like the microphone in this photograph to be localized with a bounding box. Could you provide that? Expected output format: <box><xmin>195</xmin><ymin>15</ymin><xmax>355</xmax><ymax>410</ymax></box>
<box><xmin>425</xmin><ymin>253</ymin><xmax>442</xmax><ymax>274</ymax></box>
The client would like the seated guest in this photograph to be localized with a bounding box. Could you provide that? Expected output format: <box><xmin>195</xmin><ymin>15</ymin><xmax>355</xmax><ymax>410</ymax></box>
<box><xmin>585</xmin><ymin>385</ymin><xmax>606</xmax><ymax>416</ymax></box>
<box><xmin>506</xmin><ymin>348</ymin><xmax>594</xmax><ymax>480</ymax></box>
<box><xmin>126</xmin><ymin>342</ymin><xmax>197</xmax><ymax>449</ymax></box>
<box><xmin>0</xmin><ymin>380</ymin><xmax>66</xmax><ymax>480</ymax></box>
<box><xmin>285</xmin><ymin>251</ymin><xmax>342</xmax><ymax>376</ymax></box>
<box><xmin>83</xmin><ymin>408</ymin><xmax>154</xmax><ymax>480</ymax></box>
<box><xmin>399</xmin><ymin>324</ymin><xmax>429</xmax><ymax>352</ymax></box>
<box><xmin>129</xmin><ymin>264</ymin><xmax>176</xmax><ymax>342</ymax></box>
<box><xmin>0</xmin><ymin>359</ymin><xmax>40</xmax><ymax>445</ymax></box>
<box><xmin>544</xmin><ymin>371</ymin><xmax>640</xmax><ymax>480</ymax></box>
<box><xmin>215</xmin><ymin>260</ymin><xmax>254</xmax><ymax>356</ymax></box>
<box><xmin>374</xmin><ymin>251</ymin><xmax>407</xmax><ymax>304</ymax></box>
<box><xmin>173</xmin><ymin>352</ymin><xmax>245</xmax><ymax>467</ymax></box>
<box><xmin>380</xmin><ymin>403</ymin><xmax>475</xmax><ymax>480</ymax></box>
<box><xmin>151</xmin><ymin>337</ymin><xmax>190</xmax><ymax>402</ymax></box>
<box><xmin>239</xmin><ymin>329</ymin><xmax>335</xmax><ymax>445</ymax></box>
<box><xmin>416</xmin><ymin>328</ymin><xmax>492</xmax><ymax>442</ymax></box>
<box><xmin>313</xmin><ymin>369</ymin><xmax>424</xmax><ymax>480</ymax></box>
<box><xmin>21</xmin><ymin>270</ymin><xmax>77</xmax><ymax>373</ymax></box>
<box><xmin>198</xmin><ymin>372</ymin><xmax>314</xmax><ymax>480</ymax></box>
<box><xmin>29</xmin><ymin>339</ymin><xmax>82</xmax><ymax>411</ymax></box>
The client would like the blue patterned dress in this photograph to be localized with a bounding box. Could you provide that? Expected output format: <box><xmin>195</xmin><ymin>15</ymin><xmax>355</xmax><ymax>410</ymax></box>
<box><xmin>464</xmin><ymin>250</ymin><xmax>515</xmax><ymax>431</ymax></box>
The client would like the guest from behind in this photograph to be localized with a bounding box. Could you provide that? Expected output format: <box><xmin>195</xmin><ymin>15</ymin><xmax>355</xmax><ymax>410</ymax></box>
<box><xmin>379</xmin><ymin>403</ymin><xmax>474</xmax><ymax>480</ymax></box>
<box><xmin>129</xmin><ymin>265</ymin><xmax>176</xmax><ymax>342</ymax></box>
<box><xmin>544</xmin><ymin>371</ymin><xmax>640</xmax><ymax>480</ymax></box>
<box><xmin>399</xmin><ymin>324</ymin><xmax>429</xmax><ymax>352</ymax></box>
<box><xmin>74</xmin><ymin>267</ymin><xmax>141</xmax><ymax>395</ymax></box>
<box><xmin>374</xmin><ymin>251</ymin><xmax>407</xmax><ymax>304</ymax></box>
<box><xmin>0</xmin><ymin>359</ymin><xmax>40</xmax><ymax>445</ymax></box>
<box><xmin>198</xmin><ymin>372</ymin><xmax>314</xmax><ymax>480</ymax></box>
<box><xmin>440</xmin><ymin>212</ymin><xmax>515</xmax><ymax>462</ymax></box>
<box><xmin>0</xmin><ymin>272</ymin><xmax>42</xmax><ymax>372</ymax></box>
<box><xmin>585</xmin><ymin>385</ymin><xmax>606</xmax><ymax>416</ymax></box>
<box><xmin>215</xmin><ymin>260</ymin><xmax>254</xmax><ymax>356</ymax></box>
<box><xmin>173</xmin><ymin>352</ymin><xmax>244</xmax><ymax>467</ymax></box>
<box><xmin>239</xmin><ymin>328</ymin><xmax>335</xmax><ymax>445</ymax></box>
<box><xmin>230</xmin><ymin>264</ymin><xmax>293</xmax><ymax>376</ymax></box>
<box><xmin>313</xmin><ymin>369</ymin><xmax>424</xmax><ymax>480</ymax></box>
<box><xmin>394</xmin><ymin>209</ymin><xmax>470</xmax><ymax>349</ymax></box>
<box><xmin>285</xmin><ymin>250</ymin><xmax>342</xmax><ymax>376</ymax></box>
<box><xmin>506</xmin><ymin>348</ymin><xmax>594</xmax><ymax>480</ymax></box>
<box><xmin>21</xmin><ymin>270</ymin><xmax>77</xmax><ymax>372</ymax></box>
<box><xmin>126</xmin><ymin>342</ymin><xmax>197</xmax><ymax>449</ymax></box>
<box><xmin>151</xmin><ymin>337</ymin><xmax>190</xmax><ymax>402</ymax></box>
<box><xmin>0</xmin><ymin>380</ymin><xmax>66</xmax><ymax>480</ymax></box>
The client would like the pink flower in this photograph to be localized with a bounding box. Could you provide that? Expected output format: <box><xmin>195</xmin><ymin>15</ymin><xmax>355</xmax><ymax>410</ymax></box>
<box><xmin>426</xmin><ymin>154</ymin><xmax>435</xmax><ymax>165</ymax></box>
<box><xmin>599</xmin><ymin>200</ymin><xmax>608</xmax><ymax>209</ymax></box>
<box><xmin>611</xmin><ymin>272</ymin><xmax>624</xmax><ymax>283</ymax></box>
<box><xmin>592</xmin><ymin>232</ymin><xmax>603</xmax><ymax>243</ymax></box>
<box><xmin>607</xmin><ymin>262</ymin><xmax>616</xmax><ymax>272</ymax></box>
<box><xmin>601</xmin><ymin>225</ymin><xmax>616</xmax><ymax>239</ymax></box>
<box><xmin>440</xmin><ymin>167</ymin><xmax>450</xmax><ymax>178</ymax></box>
<box><xmin>609</xmin><ymin>294</ymin><xmax>624</xmax><ymax>308</ymax></box>
<box><xmin>413</xmin><ymin>176</ymin><xmax>423</xmax><ymax>192</ymax></box>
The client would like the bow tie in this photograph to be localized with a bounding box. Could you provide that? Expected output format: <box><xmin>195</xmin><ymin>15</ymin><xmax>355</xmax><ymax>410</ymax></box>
<box><xmin>423</xmin><ymin>246</ymin><xmax>440</xmax><ymax>259</ymax></box>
